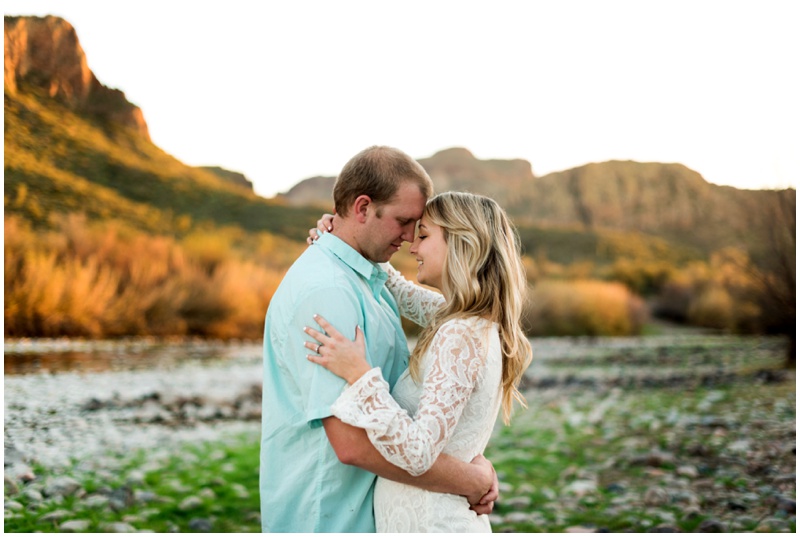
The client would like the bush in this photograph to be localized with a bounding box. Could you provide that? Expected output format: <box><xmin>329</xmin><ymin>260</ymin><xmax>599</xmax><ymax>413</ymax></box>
<box><xmin>523</xmin><ymin>279</ymin><xmax>647</xmax><ymax>337</ymax></box>
<box><xmin>4</xmin><ymin>213</ymin><xmax>296</xmax><ymax>339</ymax></box>
<box><xmin>607</xmin><ymin>258</ymin><xmax>675</xmax><ymax>296</ymax></box>
<box><xmin>653</xmin><ymin>248</ymin><xmax>764</xmax><ymax>333</ymax></box>
<box><xmin>687</xmin><ymin>285</ymin><xmax>735</xmax><ymax>329</ymax></box>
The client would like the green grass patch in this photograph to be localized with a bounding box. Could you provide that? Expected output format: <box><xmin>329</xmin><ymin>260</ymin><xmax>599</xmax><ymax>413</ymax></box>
<box><xmin>486</xmin><ymin>379</ymin><xmax>795</xmax><ymax>532</ymax></box>
<box><xmin>4</xmin><ymin>342</ymin><xmax>795</xmax><ymax>533</ymax></box>
<box><xmin>4</xmin><ymin>432</ymin><xmax>262</xmax><ymax>533</ymax></box>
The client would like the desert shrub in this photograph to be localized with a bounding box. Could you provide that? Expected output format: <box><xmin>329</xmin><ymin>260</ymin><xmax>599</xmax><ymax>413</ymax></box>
<box><xmin>181</xmin><ymin>229</ymin><xmax>239</xmax><ymax>274</ymax></box>
<box><xmin>4</xmin><ymin>213</ymin><xmax>290</xmax><ymax>339</ymax></box>
<box><xmin>523</xmin><ymin>279</ymin><xmax>647</xmax><ymax>337</ymax></box>
<box><xmin>251</xmin><ymin>231</ymin><xmax>308</xmax><ymax>271</ymax></box>
<box><xmin>607</xmin><ymin>258</ymin><xmax>675</xmax><ymax>295</ymax></box>
<box><xmin>562</xmin><ymin>260</ymin><xmax>597</xmax><ymax>280</ymax></box>
<box><xmin>521</xmin><ymin>255</ymin><xmax>539</xmax><ymax>283</ymax></box>
<box><xmin>687</xmin><ymin>285</ymin><xmax>735</xmax><ymax>329</ymax></box>
<box><xmin>652</xmin><ymin>261</ymin><xmax>709</xmax><ymax>322</ymax></box>
<box><xmin>193</xmin><ymin>259</ymin><xmax>283</xmax><ymax>339</ymax></box>
<box><xmin>653</xmin><ymin>248</ymin><xmax>764</xmax><ymax>332</ymax></box>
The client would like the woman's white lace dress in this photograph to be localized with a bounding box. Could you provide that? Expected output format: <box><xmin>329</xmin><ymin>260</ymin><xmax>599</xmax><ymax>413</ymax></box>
<box><xmin>331</xmin><ymin>265</ymin><xmax>503</xmax><ymax>532</ymax></box>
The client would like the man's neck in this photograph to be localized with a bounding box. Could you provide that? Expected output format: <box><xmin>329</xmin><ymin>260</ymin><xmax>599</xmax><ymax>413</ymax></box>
<box><xmin>330</xmin><ymin>214</ymin><xmax>364</xmax><ymax>257</ymax></box>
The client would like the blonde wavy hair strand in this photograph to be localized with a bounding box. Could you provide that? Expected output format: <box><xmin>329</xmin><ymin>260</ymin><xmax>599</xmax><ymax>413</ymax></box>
<box><xmin>409</xmin><ymin>192</ymin><xmax>532</xmax><ymax>424</ymax></box>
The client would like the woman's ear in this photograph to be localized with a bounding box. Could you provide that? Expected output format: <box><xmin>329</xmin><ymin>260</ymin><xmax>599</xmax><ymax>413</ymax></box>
<box><xmin>352</xmin><ymin>195</ymin><xmax>372</xmax><ymax>223</ymax></box>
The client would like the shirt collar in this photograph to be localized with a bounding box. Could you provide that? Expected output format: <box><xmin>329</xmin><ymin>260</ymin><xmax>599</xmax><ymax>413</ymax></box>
<box><xmin>316</xmin><ymin>233</ymin><xmax>388</xmax><ymax>295</ymax></box>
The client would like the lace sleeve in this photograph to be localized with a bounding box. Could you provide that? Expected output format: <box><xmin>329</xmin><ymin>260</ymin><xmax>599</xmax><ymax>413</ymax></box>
<box><xmin>382</xmin><ymin>263</ymin><xmax>445</xmax><ymax>328</ymax></box>
<box><xmin>330</xmin><ymin>319</ymin><xmax>485</xmax><ymax>476</ymax></box>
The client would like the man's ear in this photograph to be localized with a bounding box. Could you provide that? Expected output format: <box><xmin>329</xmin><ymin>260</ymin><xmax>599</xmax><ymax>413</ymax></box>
<box><xmin>352</xmin><ymin>195</ymin><xmax>372</xmax><ymax>223</ymax></box>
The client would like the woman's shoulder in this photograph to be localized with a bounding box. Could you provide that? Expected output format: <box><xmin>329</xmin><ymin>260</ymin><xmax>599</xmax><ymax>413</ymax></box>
<box><xmin>435</xmin><ymin>316</ymin><xmax>496</xmax><ymax>342</ymax></box>
<box><xmin>439</xmin><ymin>315</ymin><xmax>495</xmax><ymax>329</ymax></box>
<box><xmin>428</xmin><ymin>317</ymin><xmax>498</xmax><ymax>372</ymax></box>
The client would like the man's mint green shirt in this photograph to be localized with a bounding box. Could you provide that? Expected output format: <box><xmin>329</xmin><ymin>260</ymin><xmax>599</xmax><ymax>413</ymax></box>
<box><xmin>260</xmin><ymin>233</ymin><xmax>409</xmax><ymax>533</ymax></box>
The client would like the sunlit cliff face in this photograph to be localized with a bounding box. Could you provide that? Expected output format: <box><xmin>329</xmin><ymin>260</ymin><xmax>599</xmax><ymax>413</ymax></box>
<box><xmin>4</xmin><ymin>15</ymin><xmax>150</xmax><ymax>139</ymax></box>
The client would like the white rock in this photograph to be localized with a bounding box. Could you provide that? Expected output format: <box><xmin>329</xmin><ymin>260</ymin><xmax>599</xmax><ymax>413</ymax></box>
<box><xmin>4</xmin><ymin>501</ymin><xmax>24</xmax><ymax>512</ymax></box>
<box><xmin>503</xmin><ymin>512</ymin><xmax>533</xmax><ymax>524</ymax></box>
<box><xmin>643</xmin><ymin>486</ymin><xmax>670</xmax><ymax>506</ymax></box>
<box><xmin>504</xmin><ymin>496</ymin><xmax>532</xmax><ymax>509</ymax></box>
<box><xmin>23</xmin><ymin>488</ymin><xmax>44</xmax><ymax>502</ymax></box>
<box><xmin>38</xmin><ymin>509</ymin><xmax>73</xmax><ymax>522</ymax></box>
<box><xmin>81</xmin><ymin>494</ymin><xmax>110</xmax><ymax>509</ymax></box>
<box><xmin>198</xmin><ymin>487</ymin><xmax>217</xmax><ymax>500</ymax></box>
<box><xmin>43</xmin><ymin>476</ymin><xmax>82</xmax><ymax>498</ymax></box>
<box><xmin>102</xmin><ymin>522</ymin><xmax>137</xmax><ymax>532</ymax></box>
<box><xmin>563</xmin><ymin>480</ymin><xmax>597</xmax><ymax>497</ymax></box>
<box><xmin>178</xmin><ymin>496</ymin><xmax>203</xmax><ymax>511</ymax></box>
<box><xmin>676</xmin><ymin>464</ymin><xmax>699</xmax><ymax>478</ymax></box>
<box><xmin>60</xmin><ymin>519</ymin><xmax>91</xmax><ymax>532</ymax></box>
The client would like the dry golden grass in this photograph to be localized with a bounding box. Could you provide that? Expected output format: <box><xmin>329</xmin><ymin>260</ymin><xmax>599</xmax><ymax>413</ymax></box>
<box><xmin>524</xmin><ymin>279</ymin><xmax>648</xmax><ymax>337</ymax></box>
<box><xmin>655</xmin><ymin>247</ymin><xmax>766</xmax><ymax>333</ymax></box>
<box><xmin>4</xmin><ymin>214</ymin><xmax>300</xmax><ymax>339</ymax></box>
<box><xmin>5</xmin><ymin>211</ymin><xmax>781</xmax><ymax>340</ymax></box>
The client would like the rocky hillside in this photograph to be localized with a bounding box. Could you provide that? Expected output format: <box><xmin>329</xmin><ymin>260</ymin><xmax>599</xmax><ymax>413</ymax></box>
<box><xmin>4</xmin><ymin>15</ymin><xmax>317</xmax><ymax>239</ymax></box>
<box><xmin>5</xmin><ymin>15</ymin><xmax>792</xmax><ymax>258</ymax></box>
<box><xmin>280</xmin><ymin>147</ymin><xmax>536</xmax><ymax>210</ymax></box>
<box><xmin>276</xmin><ymin>176</ymin><xmax>334</xmax><ymax>208</ymax></box>
<box><xmin>200</xmin><ymin>166</ymin><xmax>254</xmax><ymax>191</ymax></box>
<box><xmin>5</xmin><ymin>15</ymin><xmax>149</xmax><ymax>139</ymax></box>
<box><xmin>281</xmin><ymin>147</ymin><xmax>792</xmax><ymax>253</ymax></box>
<box><xmin>524</xmin><ymin>160</ymin><xmax>782</xmax><ymax>250</ymax></box>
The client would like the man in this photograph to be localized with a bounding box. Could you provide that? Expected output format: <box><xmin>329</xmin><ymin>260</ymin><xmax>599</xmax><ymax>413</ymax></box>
<box><xmin>260</xmin><ymin>146</ymin><xmax>496</xmax><ymax>532</ymax></box>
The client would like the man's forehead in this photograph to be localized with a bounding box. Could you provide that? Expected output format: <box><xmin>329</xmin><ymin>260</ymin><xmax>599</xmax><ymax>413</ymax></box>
<box><xmin>394</xmin><ymin>203</ymin><xmax>424</xmax><ymax>220</ymax></box>
<box><xmin>384</xmin><ymin>185</ymin><xmax>426</xmax><ymax>219</ymax></box>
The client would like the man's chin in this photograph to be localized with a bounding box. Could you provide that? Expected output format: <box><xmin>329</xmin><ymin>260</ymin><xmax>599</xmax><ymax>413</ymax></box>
<box><xmin>364</xmin><ymin>251</ymin><xmax>394</xmax><ymax>264</ymax></box>
<box><xmin>365</xmin><ymin>246</ymin><xmax>400</xmax><ymax>263</ymax></box>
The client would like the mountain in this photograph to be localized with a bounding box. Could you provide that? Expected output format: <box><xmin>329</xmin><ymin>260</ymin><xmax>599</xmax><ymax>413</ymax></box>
<box><xmin>4</xmin><ymin>15</ymin><xmax>793</xmax><ymax>262</ymax></box>
<box><xmin>5</xmin><ymin>15</ymin><xmax>148</xmax><ymax>138</ymax></box>
<box><xmin>526</xmin><ymin>161</ymin><xmax>777</xmax><ymax>245</ymax></box>
<box><xmin>199</xmin><ymin>166</ymin><xmax>254</xmax><ymax>191</ymax></box>
<box><xmin>277</xmin><ymin>176</ymin><xmax>334</xmax><ymax>208</ymax></box>
<box><xmin>280</xmin><ymin>147</ymin><xmax>792</xmax><ymax>254</ymax></box>
<box><xmin>4</xmin><ymin>15</ymin><xmax>319</xmax><ymax>239</ymax></box>
<box><xmin>280</xmin><ymin>147</ymin><xmax>534</xmax><ymax>210</ymax></box>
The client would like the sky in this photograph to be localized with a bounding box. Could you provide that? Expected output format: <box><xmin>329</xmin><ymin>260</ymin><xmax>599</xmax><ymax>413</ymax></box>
<box><xmin>5</xmin><ymin>0</ymin><xmax>799</xmax><ymax>197</ymax></box>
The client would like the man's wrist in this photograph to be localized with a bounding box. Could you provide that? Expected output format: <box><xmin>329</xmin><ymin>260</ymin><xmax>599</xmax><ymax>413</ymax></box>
<box><xmin>464</xmin><ymin>462</ymin><xmax>490</xmax><ymax>499</ymax></box>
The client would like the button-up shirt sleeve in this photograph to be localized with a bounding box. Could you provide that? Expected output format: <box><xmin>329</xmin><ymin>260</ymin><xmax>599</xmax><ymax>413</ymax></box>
<box><xmin>281</xmin><ymin>285</ymin><xmax>364</xmax><ymax>427</ymax></box>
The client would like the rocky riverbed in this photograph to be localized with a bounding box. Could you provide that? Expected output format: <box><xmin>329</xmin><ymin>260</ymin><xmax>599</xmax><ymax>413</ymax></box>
<box><xmin>5</xmin><ymin>340</ymin><xmax>266</xmax><ymax>532</ymax></box>
<box><xmin>4</xmin><ymin>335</ymin><xmax>796</xmax><ymax>532</ymax></box>
<box><xmin>5</xmin><ymin>342</ymin><xmax>263</xmax><ymax>475</ymax></box>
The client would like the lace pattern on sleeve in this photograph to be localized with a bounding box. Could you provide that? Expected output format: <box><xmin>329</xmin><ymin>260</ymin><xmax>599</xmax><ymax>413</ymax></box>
<box><xmin>331</xmin><ymin>319</ymin><xmax>486</xmax><ymax>476</ymax></box>
<box><xmin>382</xmin><ymin>263</ymin><xmax>445</xmax><ymax>328</ymax></box>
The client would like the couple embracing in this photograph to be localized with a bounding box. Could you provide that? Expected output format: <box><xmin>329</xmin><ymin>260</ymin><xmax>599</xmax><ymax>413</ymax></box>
<box><xmin>260</xmin><ymin>146</ymin><xmax>532</xmax><ymax>532</ymax></box>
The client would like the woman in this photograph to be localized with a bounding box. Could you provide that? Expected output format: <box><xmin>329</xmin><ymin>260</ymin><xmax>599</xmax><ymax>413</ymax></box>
<box><xmin>304</xmin><ymin>192</ymin><xmax>532</xmax><ymax>532</ymax></box>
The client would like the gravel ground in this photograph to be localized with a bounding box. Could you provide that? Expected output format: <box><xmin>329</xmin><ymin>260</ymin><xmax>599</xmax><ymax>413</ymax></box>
<box><xmin>3</xmin><ymin>334</ymin><xmax>785</xmax><ymax>471</ymax></box>
<box><xmin>5</xmin><ymin>342</ymin><xmax>263</xmax><ymax>471</ymax></box>
<box><xmin>3</xmin><ymin>335</ymin><xmax>795</xmax><ymax>533</ymax></box>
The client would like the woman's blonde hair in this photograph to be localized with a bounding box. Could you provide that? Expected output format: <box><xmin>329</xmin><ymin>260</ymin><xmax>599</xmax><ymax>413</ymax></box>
<box><xmin>409</xmin><ymin>191</ymin><xmax>532</xmax><ymax>424</ymax></box>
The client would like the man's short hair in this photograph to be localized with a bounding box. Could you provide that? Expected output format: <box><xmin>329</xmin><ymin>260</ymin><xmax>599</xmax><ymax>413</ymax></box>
<box><xmin>333</xmin><ymin>146</ymin><xmax>434</xmax><ymax>216</ymax></box>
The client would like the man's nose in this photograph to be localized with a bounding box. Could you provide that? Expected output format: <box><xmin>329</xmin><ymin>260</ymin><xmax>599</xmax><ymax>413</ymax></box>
<box><xmin>401</xmin><ymin>224</ymin><xmax>416</xmax><ymax>242</ymax></box>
